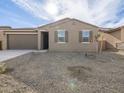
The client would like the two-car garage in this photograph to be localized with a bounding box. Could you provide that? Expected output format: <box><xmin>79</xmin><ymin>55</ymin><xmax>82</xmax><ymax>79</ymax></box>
<box><xmin>7</xmin><ymin>34</ymin><xmax>38</xmax><ymax>49</ymax></box>
<box><xmin>7</xmin><ymin>33</ymin><xmax>38</xmax><ymax>50</ymax></box>
<box><xmin>3</xmin><ymin>29</ymin><xmax>49</xmax><ymax>50</ymax></box>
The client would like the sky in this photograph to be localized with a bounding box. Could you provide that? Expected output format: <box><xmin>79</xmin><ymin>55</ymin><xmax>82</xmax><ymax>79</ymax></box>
<box><xmin>0</xmin><ymin>0</ymin><xmax>124</xmax><ymax>28</ymax></box>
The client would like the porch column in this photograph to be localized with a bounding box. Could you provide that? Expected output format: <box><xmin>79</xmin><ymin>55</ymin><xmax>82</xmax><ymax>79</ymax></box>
<box><xmin>2</xmin><ymin>32</ymin><xmax>7</xmax><ymax>50</ymax></box>
<box><xmin>38</xmin><ymin>30</ymin><xmax>41</xmax><ymax>50</ymax></box>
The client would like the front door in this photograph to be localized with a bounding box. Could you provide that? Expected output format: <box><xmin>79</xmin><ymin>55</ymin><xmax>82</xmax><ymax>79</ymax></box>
<box><xmin>43</xmin><ymin>32</ymin><xmax>49</xmax><ymax>49</ymax></box>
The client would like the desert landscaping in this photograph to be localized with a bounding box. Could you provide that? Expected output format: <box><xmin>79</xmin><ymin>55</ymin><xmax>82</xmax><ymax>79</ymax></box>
<box><xmin>0</xmin><ymin>0</ymin><xmax>124</xmax><ymax>92</ymax></box>
<box><xmin>0</xmin><ymin>51</ymin><xmax>124</xmax><ymax>93</ymax></box>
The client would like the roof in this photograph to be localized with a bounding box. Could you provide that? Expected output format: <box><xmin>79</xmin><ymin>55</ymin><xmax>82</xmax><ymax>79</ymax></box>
<box><xmin>38</xmin><ymin>18</ymin><xmax>72</xmax><ymax>28</ymax></box>
<box><xmin>0</xmin><ymin>27</ymin><xmax>37</xmax><ymax>32</ymax></box>
<box><xmin>0</xmin><ymin>26</ymin><xmax>12</xmax><ymax>30</ymax></box>
<box><xmin>0</xmin><ymin>18</ymin><xmax>123</xmax><ymax>32</ymax></box>
<box><xmin>11</xmin><ymin>28</ymin><xmax>36</xmax><ymax>30</ymax></box>
<box><xmin>99</xmin><ymin>27</ymin><xmax>121</xmax><ymax>33</ymax></box>
<box><xmin>38</xmin><ymin>18</ymin><xmax>99</xmax><ymax>28</ymax></box>
<box><xmin>72</xmin><ymin>18</ymin><xmax>99</xmax><ymax>28</ymax></box>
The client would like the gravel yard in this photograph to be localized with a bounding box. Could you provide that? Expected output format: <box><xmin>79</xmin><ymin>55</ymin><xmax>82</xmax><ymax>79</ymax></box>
<box><xmin>0</xmin><ymin>74</ymin><xmax>37</xmax><ymax>93</ymax></box>
<box><xmin>3</xmin><ymin>52</ymin><xmax>124</xmax><ymax>93</ymax></box>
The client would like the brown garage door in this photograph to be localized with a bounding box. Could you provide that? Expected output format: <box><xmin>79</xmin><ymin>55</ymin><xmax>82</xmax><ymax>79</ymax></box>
<box><xmin>7</xmin><ymin>34</ymin><xmax>38</xmax><ymax>49</ymax></box>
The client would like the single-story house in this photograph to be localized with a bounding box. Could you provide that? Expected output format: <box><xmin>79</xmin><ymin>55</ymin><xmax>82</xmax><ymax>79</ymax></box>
<box><xmin>0</xmin><ymin>18</ymin><xmax>99</xmax><ymax>52</ymax></box>
<box><xmin>0</xmin><ymin>18</ymin><xmax>123</xmax><ymax>52</ymax></box>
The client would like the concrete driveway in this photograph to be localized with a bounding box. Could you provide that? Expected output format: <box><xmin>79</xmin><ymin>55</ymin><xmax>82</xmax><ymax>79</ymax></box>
<box><xmin>0</xmin><ymin>50</ymin><xmax>32</xmax><ymax>62</ymax></box>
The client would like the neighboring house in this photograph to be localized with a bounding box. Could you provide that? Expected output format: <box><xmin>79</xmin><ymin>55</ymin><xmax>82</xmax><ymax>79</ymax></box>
<box><xmin>100</xmin><ymin>26</ymin><xmax>124</xmax><ymax>51</ymax></box>
<box><xmin>1</xmin><ymin>18</ymin><xmax>123</xmax><ymax>52</ymax></box>
<box><xmin>0</xmin><ymin>18</ymin><xmax>99</xmax><ymax>52</ymax></box>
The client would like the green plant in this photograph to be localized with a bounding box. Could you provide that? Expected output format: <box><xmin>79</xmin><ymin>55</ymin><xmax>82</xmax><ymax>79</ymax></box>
<box><xmin>0</xmin><ymin>63</ymin><xmax>7</xmax><ymax>74</ymax></box>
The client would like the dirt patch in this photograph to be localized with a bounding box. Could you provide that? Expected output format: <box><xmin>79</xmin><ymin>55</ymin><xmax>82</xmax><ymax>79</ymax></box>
<box><xmin>68</xmin><ymin>66</ymin><xmax>92</xmax><ymax>81</ymax></box>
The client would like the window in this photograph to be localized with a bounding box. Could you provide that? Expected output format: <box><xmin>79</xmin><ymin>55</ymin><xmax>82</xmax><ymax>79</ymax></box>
<box><xmin>82</xmin><ymin>31</ymin><xmax>90</xmax><ymax>42</ymax></box>
<box><xmin>57</xmin><ymin>30</ymin><xmax>66</xmax><ymax>42</ymax></box>
<box><xmin>79</xmin><ymin>30</ymin><xmax>92</xmax><ymax>42</ymax></box>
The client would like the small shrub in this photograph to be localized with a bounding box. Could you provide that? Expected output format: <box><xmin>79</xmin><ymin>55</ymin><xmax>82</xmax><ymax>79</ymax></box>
<box><xmin>0</xmin><ymin>63</ymin><xmax>7</xmax><ymax>74</ymax></box>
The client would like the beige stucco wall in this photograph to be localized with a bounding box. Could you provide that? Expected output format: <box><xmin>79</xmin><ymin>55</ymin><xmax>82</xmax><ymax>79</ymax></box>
<box><xmin>39</xmin><ymin>19</ymin><xmax>99</xmax><ymax>52</ymax></box>
<box><xmin>0</xmin><ymin>31</ymin><xmax>3</xmax><ymax>41</ymax></box>
<box><xmin>0</xmin><ymin>30</ymin><xmax>4</xmax><ymax>41</ymax></box>
<box><xmin>0</xmin><ymin>31</ymin><xmax>3</xmax><ymax>50</ymax></box>
<box><xmin>121</xmin><ymin>27</ymin><xmax>124</xmax><ymax>42</ymax></box>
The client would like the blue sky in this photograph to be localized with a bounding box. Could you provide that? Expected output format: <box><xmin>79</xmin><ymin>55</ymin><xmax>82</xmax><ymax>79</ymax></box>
<box><xmin>0</xmin><ymin>0</ymin><xmax>124</xmax><ymax>28</ymax></box>
<box><xmin>0</xmin><ymin>0</ymin><xmax>48</xmax><ymax>28</ymax></box>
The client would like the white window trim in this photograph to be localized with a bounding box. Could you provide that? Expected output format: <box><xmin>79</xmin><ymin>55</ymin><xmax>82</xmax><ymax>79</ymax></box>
<box><xmin>57</xmin><ymin>42</ymin><xmax>66</xmax><ymax>44</ymax></box>
<box><xmin>81</xmin><ymin>30</ymin><xmax>91</xmax><ymax>43</ymax></box>
<box><xmin>57</xmin><ymin>29</ymin><xmax>66</xmax><ymax>43</ymax></box>
<box><xmin>81</xmin><ymin>42</ymin><xmax>90</xmax><ymax>44</ymax></box>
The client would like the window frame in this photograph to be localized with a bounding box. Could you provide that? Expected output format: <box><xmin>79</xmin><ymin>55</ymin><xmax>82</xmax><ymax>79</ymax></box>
<box><xmin>81</xmin><ymin>30</ymin><xmax>91</xmax><ymax>43</ymax></box>
<box><xmin>57</xmin><ymin>29</ymin><xmax>66</xmax><ymax>43</ymax></box>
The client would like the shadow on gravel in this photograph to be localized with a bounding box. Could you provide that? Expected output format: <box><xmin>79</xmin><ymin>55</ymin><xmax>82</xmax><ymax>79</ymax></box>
<box><xmin>6</xmin><ymin>68</ymin><xmax>14</xmax><ymax>74</ymax></box>
<box><xmin>67</xmin><ymin>66</ymin><xmax>92</xmax><ymax>81</ymax></box>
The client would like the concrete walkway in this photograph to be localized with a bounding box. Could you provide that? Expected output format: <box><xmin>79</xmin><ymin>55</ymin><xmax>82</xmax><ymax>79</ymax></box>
<box><xmin>0</xmin><ymin>50</ymin><xmax>32</xmax><ymax>62</ymax></box>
